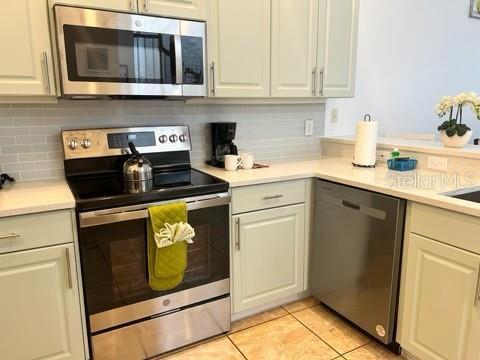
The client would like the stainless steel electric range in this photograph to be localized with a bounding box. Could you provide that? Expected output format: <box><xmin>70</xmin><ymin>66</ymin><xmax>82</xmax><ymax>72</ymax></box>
<box><xmin>62</xmin><ymin>126</ymin><xmax>231</xmax><ymax>360</ymax></box>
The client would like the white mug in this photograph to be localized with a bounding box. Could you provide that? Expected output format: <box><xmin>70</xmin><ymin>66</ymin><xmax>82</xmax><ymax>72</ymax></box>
<box><xmin>240</xmin><ymin>152</ymin><xmax>254</xmax><ymax>170</ymax></box>
<box><xmin>224</xmin><ymin>155</ymin><xmax>242</xmax><ymax>171</ymax></box>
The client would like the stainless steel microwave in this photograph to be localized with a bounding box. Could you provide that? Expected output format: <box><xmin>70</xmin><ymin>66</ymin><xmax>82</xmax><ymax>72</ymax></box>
<box><xmin>54</xmin><ymin>6</ymin><xmax>206</xmax><ymax>98</ymax></box>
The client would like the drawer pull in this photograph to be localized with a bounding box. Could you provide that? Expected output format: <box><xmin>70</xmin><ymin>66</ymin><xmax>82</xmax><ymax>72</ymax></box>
<box><xmin>263</xmin><ymin>194</ymin><xmax>284</xmax><ymax>200</ymax></box>
<box><xmin>475</xmin><ymin>263</ymin><xmax>480</xmax><ymax>307</ymax></box>
<box><xmin>65</xmin><ymin>248</ymin><xmax>73</xmax><ymax>289</ymax></box>
<box><xmin>0</xmin><ymin>233</ymin><xmax>20</xmax><ymax>240</ymax></box>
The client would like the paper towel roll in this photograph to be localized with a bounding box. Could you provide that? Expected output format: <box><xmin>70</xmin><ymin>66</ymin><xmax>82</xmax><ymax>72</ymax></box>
<box><xmin>353</xmin><ymin>120</ymin><xmax>378</xmax><ymax>167</ymax></box>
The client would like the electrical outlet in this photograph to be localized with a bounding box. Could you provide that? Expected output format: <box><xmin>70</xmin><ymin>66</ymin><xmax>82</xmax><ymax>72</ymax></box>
<box><xmin>331</xmin><ymin>109</ymin><xmax>338</xmax><ymax>123</ymax></box>
<box><xmin>304</xmin><ymin>119</ymin><xmax>314</xmax><ymax>136</ymax></box>
<box><xmin>427</xmin><ymin>156</ymin><xmax>448</xmax><ymax>171</ymax></box>
<box><xmin>376</xmin><ymin>150</ymin><xmax>390</xmax><ymax>162</ymax></box>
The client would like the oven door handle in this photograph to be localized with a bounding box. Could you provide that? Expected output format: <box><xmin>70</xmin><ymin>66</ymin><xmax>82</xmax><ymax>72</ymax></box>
<box><xmin>79</xmin><ymin>194</ymin><xmax>230</xmax><ymax>228</ymax></box>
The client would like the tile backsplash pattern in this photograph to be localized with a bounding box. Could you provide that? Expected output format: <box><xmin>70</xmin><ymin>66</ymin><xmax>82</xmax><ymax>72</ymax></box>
<box><xmin>0</xmin><ymin>100</ymin><xmax>324</xmax><ymax>181</ymax></box>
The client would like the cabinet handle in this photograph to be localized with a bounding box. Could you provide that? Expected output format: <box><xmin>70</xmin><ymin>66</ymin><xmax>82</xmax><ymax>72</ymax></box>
<box><xmin>128</xmin><ymin>0</ymin><xmax>134</xmax><ymax>11</ymax></box>
<box><xmin>210</xmin><ymin>62</ymin><xmax>216</xmax><ymax>96</ymax></box>
<box><xmin>235</xmin><ymin>218</ymin><xmax>240</xmax><ymax>251</ymax></box>
<box><xmin>263</xmin><ymin>194</ymin><xmax>284</xmax><ymax>200</ymax></box>
<box><xmin>475</xmin><ymin>264</ymin><xmax>480</xmax><ymax>307</ymax></box>
<box><xmin>312</xmin><ymin>67</ymin><xmax>317</xmax><ymax>96</ymax></box>
<box><xmin>143</xmin><ymin>0</ymin><xmax>148</xmax><ymax>13</ymax></box>
<box><xmin>65</xmin><ymin>248</ymin><xmax>73</xmax><ymax>289</ymax></box>
<box><xmin>318</xmin><ymin>67</ymin><xmax>324</xmax><ymax>97</ymax></box>
<box><xmin>42</xmin><ymin>51</ymin><xmax>51</xmax><ymax>94</ymax></box>
<box><xmin>0</xmin><ymin>233</ymin><xmax>20</xmax><ymax>240</ymax></box>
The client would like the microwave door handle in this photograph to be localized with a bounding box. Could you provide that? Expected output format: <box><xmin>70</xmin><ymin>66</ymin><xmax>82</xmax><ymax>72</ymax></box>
<box><xmin>174</xmin><ymin>35</ymin><xmax>183</xmax><ymax>85</ymax></box>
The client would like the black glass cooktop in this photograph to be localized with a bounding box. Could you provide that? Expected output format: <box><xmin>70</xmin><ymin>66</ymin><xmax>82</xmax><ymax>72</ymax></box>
<box><xmin>68</xmin><ymin>168</ymin><xmax>229</xmax><ymax>211</ymax></box>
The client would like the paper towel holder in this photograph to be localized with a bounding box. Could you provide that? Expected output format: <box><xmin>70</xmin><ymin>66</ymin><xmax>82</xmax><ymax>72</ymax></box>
<box><xmin>352</xmin><ymin>113</ymin><xmax>377</xmax><ymax>168</ymax></box>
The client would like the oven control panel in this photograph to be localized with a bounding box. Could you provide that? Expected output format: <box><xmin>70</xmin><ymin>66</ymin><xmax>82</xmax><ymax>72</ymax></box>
<box><xmin>62</xmin><ymin>126</ymin><xmax>191</xmax><ymax>159</ymax></box>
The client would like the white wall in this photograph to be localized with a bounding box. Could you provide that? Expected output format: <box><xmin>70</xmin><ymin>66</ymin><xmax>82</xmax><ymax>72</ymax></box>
<box><xmin>325</xmin><ymin>0</ymin><xmax>480</xmax><ymax>140</ymax></box>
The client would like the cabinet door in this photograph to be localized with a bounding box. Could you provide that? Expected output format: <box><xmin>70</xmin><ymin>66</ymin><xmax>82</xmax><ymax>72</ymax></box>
<box><xmin>232</xmin><ymin>204</ymin><xmax>305</xmax><ymax>313</ymax></box>
<box><xmin>317</xmin><ymin>0</ymin><xmax>359</xmax><ymax>97</ymax></box>
<box><xmin>0</xmin><ymin>0</ymin><xmax>56</xmax><ymax>96</ymax></box>
<box><xmin>50</xmin><ymin>0</ymin><xmax>137</xmax><ymax>12</ymax></box>
<box><xmin>207</xmin><ymin>0</ymin><xmax>270</xmax><ymax>98</ymax></box>
<box><xmin>271</xmin><ymin>0</ymin><xmax>319</xmax><ymax>98</ymax></box>
<box><xmin>0</xmin><ymin>244</ymin><xmax>85</xmax><ymax>360</ymax></box>
<box><xmin>401</xmin><ymin>233</ymin><xmax>480</xmax><ymax>360</ymax></box>
<box><xmin>141</xmin><ymin>0</ymin><xmax>206</xmax><ymax>20</ymax></box>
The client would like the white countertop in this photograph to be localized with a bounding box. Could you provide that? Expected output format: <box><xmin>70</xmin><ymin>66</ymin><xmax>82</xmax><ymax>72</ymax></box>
<box><xmin>0</xmin><ymin>179</ymin><xmax>75</xmax><ymax>218</ymax></box>
<box><xmin>198</xmin><ymin>158</ymin><xmax>480</xmax><ymax>218</ymax></box>
<box><xmin>322</xmin><ymin>135</ymin><xmax>480</xmax><ymax>159</ymax></box>
<box><xmin>2</xmin><ymin>157</ymin><xmax>480</xmax><ymax>219</ymax></box>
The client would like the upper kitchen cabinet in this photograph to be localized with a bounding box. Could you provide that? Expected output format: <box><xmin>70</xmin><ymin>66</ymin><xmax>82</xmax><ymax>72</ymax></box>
<box><xmin>207</xmin><ymin>0</ymin><xmax>271</xmax><ymax>98</ymax></box>
<box><xmin>271</xmin><ymin>0</ymin><xmax>319</xmax><ymax>98</ymax></box>
<box><xmin>50</xmin><ymin>0</ymin><xmax>137</xmax><ymax>12</ymax></box>
<box><xmin>0</xmin><ymin>0</ymin><xmax>56</xmax><ymax>97</ymax></box>
<box><xmin>317</xmin><ymin>0</ymin><xmax>359</xmax><ymax>97</ymax></box>
<box><xmin>139</xmin><ymin>0</ymin><xmax>207</xmax><ymax>20</ymax></box>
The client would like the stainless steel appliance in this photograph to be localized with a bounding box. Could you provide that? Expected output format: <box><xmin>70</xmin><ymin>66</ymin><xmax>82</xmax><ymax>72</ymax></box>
<box><xmin>311</xmin><ymin>180</ymin><xmax>406</xmax><ymax>351</ymax></box>
<box><xmin>123</xmin><ymin>142</ymin><xmax>153</xmax><ymax>193</ymax></box>
<box><xmin>54</xmin><ymin>6</ymin><xmax>206</xmax><ymax>98</ymax></box>
<box><xmin>0</xmin><ymin>174</ymin><xmax>15</xmax><ymax>190</ymax></box>
<box><xmin>62</xmin><ymin>126</ymin><xmax>230</xmax><ymax>359</ymax></box>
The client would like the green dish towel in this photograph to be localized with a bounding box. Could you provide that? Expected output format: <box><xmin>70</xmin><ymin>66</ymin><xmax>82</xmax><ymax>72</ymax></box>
<box><xmin>148</xmin><ymin>202</ymin><xmax>188</xmax><ymax>291</ymax></box>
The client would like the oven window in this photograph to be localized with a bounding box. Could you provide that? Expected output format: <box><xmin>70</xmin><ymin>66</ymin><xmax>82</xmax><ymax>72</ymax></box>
<box><xmin>63</xmin><ymin>25</ymin><xmax>177</xmax><ymax>84</ymax></box>
<box><xmin>79</xmin><ymin>204</ymin><xmax>229</xmax><ymax>315</ymax></box>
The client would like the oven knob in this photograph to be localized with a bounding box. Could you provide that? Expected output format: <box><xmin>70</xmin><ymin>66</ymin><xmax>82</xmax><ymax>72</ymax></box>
<box><xmin>158</xmin><ymin>135</ymin><xmax>168</xmax><ymax>144</ymax></box>
<box><xmin>81</xmin><ymin>138</ymin><xmax>91</xmax><ymax>149</ymax></box>
<box><xmin>68</xmin><ymin>138</ymin><xmax>78</xmax><ymax>150</ymax></box>
<box><xmin>169</xmin><ymin>134</ymin><xmax>178</xmax><ymax>143</ymax></box>
<box><xmin>179</xmin><ymin>134</ymin><xmax>187</xmax><ymax>143</ymax></box>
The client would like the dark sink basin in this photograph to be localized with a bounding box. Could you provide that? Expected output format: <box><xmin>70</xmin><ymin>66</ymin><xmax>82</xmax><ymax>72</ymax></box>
<box><xmin>446</xmin><ymin>189</ymin><xmax>480</xmax><ymax>204</ymax></box>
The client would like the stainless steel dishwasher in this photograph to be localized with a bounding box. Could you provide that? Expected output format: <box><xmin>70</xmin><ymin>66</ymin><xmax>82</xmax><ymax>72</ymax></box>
<box><xmin>311</xmin><ymin>180</ymin><xmax>406</xmax><ymax>348</ymax></box>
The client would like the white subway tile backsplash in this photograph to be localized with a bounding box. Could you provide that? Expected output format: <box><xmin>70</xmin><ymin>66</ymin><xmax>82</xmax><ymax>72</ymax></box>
<box><xmin>0</xmin><ymin>137</ymin><xmax>15</xmax><ymax>145</ymax></box>
<box><xmin>14</xmin><ymin>118</ymin><xmax>45</xmax><ymax>127</ymax></box>
<box><xmin>0</xmin><ymin>100</ymin><xmax>325</xmax><ymax>181</ymax></box>
<box><xmin>15</xmin><ymin>135</ymin><xmax>46</xmax><ymax>144</ymax></box>
<box><xmin>1</xmin><ymin>144</ymin><xmax>33</xmax><ymax>154</ymax></box>
<box><xmin>18</xmin><ymin>153</ymin><xmax>48</xmax><ymax>162</ymax></box>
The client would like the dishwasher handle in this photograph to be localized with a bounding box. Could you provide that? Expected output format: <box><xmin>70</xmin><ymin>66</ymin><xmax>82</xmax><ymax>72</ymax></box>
<box><xmin>342</xmin><ymin>200</ymin><xmax>360</xmax><ymax>211</ymax></box>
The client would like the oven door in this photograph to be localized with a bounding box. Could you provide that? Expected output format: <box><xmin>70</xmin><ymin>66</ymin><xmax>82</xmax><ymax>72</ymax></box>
<box><xmin>77</xmin><ymin>193</ymin><xmax>230</xmax><ymax>333</ymax></box>
<box><xmin>54</xmin><ymin>6</ymin><xmax>206</xmax><ymax>97</ymax></box>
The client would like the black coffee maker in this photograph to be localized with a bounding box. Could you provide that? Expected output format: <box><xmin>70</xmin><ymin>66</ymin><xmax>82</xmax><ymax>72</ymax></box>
<box><xmin>207</xmin><ymin>122</ymin><xmax>238</xmax><ymax>168</ymax></box>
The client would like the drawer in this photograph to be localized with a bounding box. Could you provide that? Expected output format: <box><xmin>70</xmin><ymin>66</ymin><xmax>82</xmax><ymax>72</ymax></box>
<box><xmin>0</xmin><ymin>210</ymin><xmax>75</xmax><ymax>254</ymax></box>
<box><xmin>409</xmin><ymin>202</ymin><xmax>480</xmax><ymax>255</ymax></box>
<box><xmin>232</xmin><ymin>179</ymin><xmax>306</xmax><ymax>214</ymax></box>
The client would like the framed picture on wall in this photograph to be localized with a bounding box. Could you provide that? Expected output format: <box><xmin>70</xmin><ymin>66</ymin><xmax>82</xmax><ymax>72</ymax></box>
<box><xmin>470</xmin><ymin>0</ymin><xmax>480</xmax><ymax>19</ymax></box>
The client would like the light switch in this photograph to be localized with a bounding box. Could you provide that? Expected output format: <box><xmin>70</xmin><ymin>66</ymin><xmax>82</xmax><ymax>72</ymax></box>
<box><xmin>305</xmin><ymin>119</ymin><xmax>314</xmax><ymax>136</ymax></box>
<box><xmin>427</xmin><ymin>156</ymin><xmax>448</xmax><ymax>171</ymax></box>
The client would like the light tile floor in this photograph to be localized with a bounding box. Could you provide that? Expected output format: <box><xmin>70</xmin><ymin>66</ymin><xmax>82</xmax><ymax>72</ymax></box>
<box><xmin>161</xmin><ymin>297</ymin><xmax>404</xmax><ymax>360</ymax></box>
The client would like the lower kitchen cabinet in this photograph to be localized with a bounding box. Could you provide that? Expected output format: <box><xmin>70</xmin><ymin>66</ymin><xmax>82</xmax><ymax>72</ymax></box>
<box><xmin>0</xmin><ymin>243</ymin><xmax>85</xmax><ymax>360</ymax></box>
<box><xmin>232</xmin><ymin>204</ymin><xmax>306</xmax><ymax>313</ymax></box>
<box><xmin>400</xmin><ymin>225</ymin><xmax>480</xmax><ymax>359</ymax></box>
